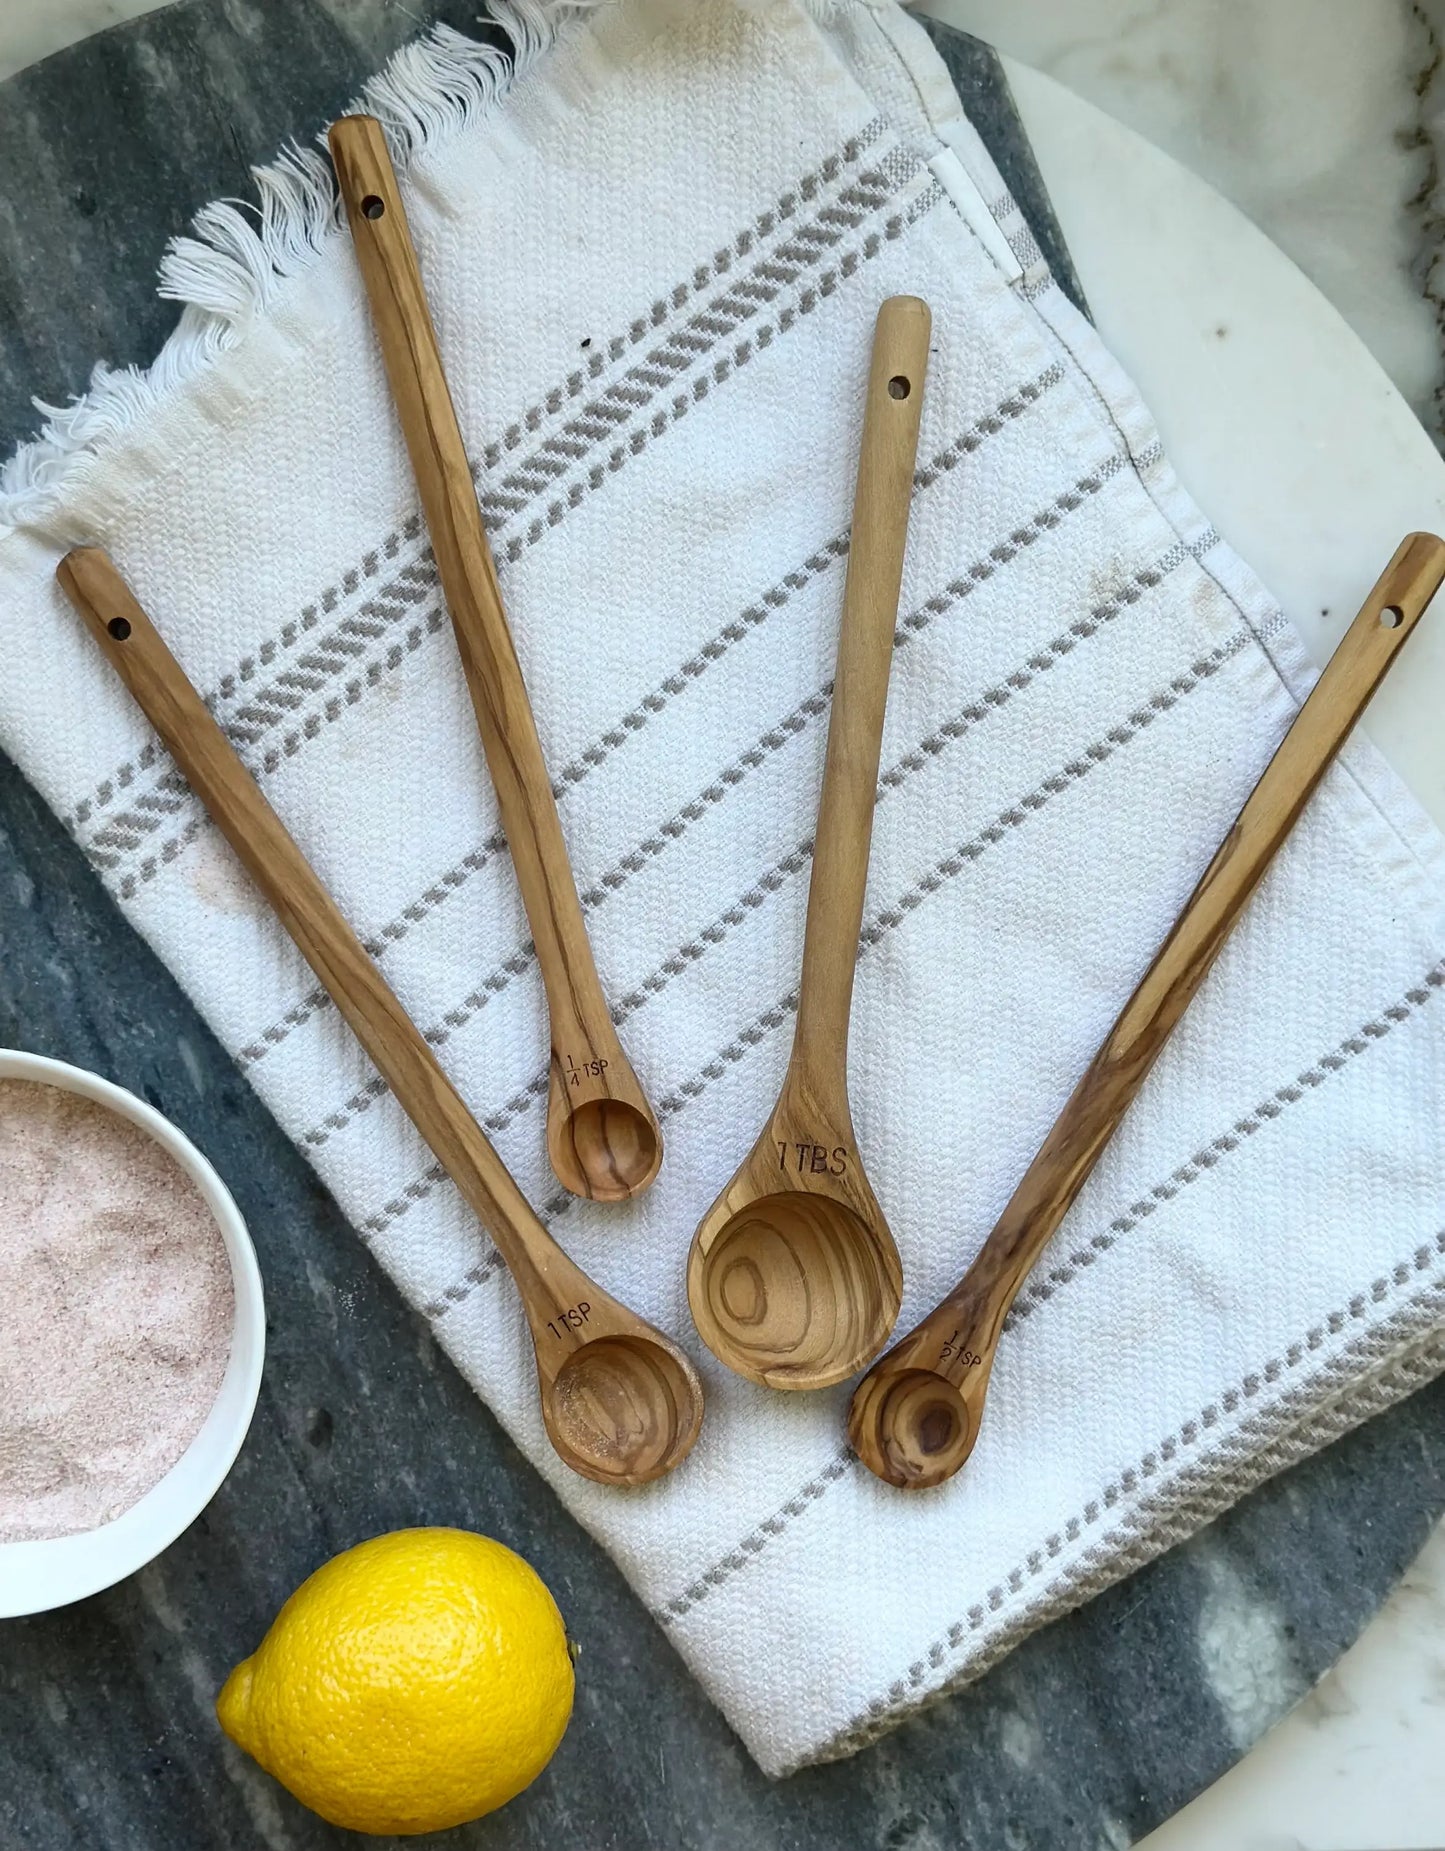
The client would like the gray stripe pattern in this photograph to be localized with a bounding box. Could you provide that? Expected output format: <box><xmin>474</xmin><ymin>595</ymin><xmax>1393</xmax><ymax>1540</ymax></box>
<box><xmin>552</xmin><ymin>364</ymin><xmax>1069</xmax><ymax>792</ymax></box>
<box><xmin>64</xmin><ymin>126</ymin><xmax>887</xmax><ymax>836</ymax></box>
<box><xmin>820</xmin><ymin>1241</ymin><xmax>1445</xmax><ymax>1768</ymax></box>
<box><xmin>234</xmin><ymin>362</ymin><xmax>1068</xmax><ymax>1071</ymax></box>
<box><xmin>237</xmin><ymin>834</ymin><xmax>514</xmax><ymax>1066</ymax></box>
<box><xmin>894</xmin><ymin>446</ymin><xmax>1161</xmax><ymax>647</ymax></box>
<box><xmin>663</xmin><ymin>1450</ymin><xmax>856</xmax><ymax>1619</ymax></box>
<box><xmin>297</xmin><ymin>486</ymin><xmax>1192</xmax><ymax>1153</ymax></box>
<box><xmin>1009</xmin><ymin>960</ymin><xmax>1445</xmax><ymax>1325</ymax></box>
<box><xmin>1003</xmin><ymin>223</ymin><xmax>1046</xmax><ymax>273</ymax></box>
<box><xmin>87</xmin><ymin>156</ymin><xmax>935</xmax><ymax>892</ymax></box>
<box><xmin>480</xmin><ymin>151</ymin><xmax>913</xmax><ymax>537</ymax></box>
<box><xmin>486</xmin><ymin>156</ymin><xmax>930</xmax><ymax>570</ymax></box>
<box><xmin>655</xmin><ymin>968</ymin><xmax>1444</xmax><ymax>1629</ymax></box>
<box><xmin>857</xmin><ymin>622</ymin><xmax>1264</xmax><ymax>951</ymax></box>
<box><xmin>406</xmin><ymin>621</ymin><xmax>1260</xmax><ymax>1305</ymax></box>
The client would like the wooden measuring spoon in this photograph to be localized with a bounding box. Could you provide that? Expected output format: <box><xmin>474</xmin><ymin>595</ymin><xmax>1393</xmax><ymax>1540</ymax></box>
<box><xmin>58</xmin><ymin>548</ymin><xmax>702</xmax><ymax>1488</ymax></box>
<box><xmin>328</xmin><ymin>115</ymin><xmax>661</xmax><ymax>1205</ymax></box>
<box><xmin>686</xmin><ymin>297</ymin><xmax>930</xmax><ymax>1391</ymax></box>
<box><xmin>848</xmin><ymin>532</ymin><xmax>1445</xmax><ymax>1489</ymax></box>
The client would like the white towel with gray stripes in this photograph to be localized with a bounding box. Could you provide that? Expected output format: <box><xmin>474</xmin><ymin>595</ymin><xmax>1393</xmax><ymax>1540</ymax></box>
<box><xmin>1</xmin><ymin>0</ymin><xmax>1442</xmax><ymax>1777</ymax></box>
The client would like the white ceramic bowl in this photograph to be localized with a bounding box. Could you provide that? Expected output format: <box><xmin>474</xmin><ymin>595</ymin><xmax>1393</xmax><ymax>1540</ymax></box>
<box><xmin>0</xmin><ymin>1050</ymin><xmax>265</xmax><ymax>1618</ymax></box>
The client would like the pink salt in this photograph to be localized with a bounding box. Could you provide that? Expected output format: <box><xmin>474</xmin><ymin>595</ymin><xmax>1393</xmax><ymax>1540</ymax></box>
<box><xmin>0</xmin><ymin>1078</ymin><xmax>234</xmax><ymax>1543</ymax></box>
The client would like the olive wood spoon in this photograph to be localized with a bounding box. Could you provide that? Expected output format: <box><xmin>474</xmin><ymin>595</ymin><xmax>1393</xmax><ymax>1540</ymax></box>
<box><xmin>329</xmin><ymin>114</ymin><xmax>661</xmax><ymax>1205</ymax></box>
<box><xmin>849</xmin><ymin>531</ymin><xmax>1445</xmax><ymax>1488</ymax></box>
<box><xmin>686</xmin><ymin>296</ymin><xmax>930</xmax><ymax>1390</ymax></box>
<box><xmin>58</xmin><ymin>547</ymin><xmax>703</xmax><ymax>1488</ymax></box>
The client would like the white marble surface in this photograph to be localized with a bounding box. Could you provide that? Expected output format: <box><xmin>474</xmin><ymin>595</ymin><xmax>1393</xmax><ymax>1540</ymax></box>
<box><xmin>3</xmin><ymin>1</ymin><xmax>1444</xmax><ymax>1846</ymax></box>
<box><xmin>917</xmin><ymin>12</ymin><xmax>1445</xmax><ymax>1844</ymax></box>
<box><xmin>980</xmin><ymin>54</ymin><xmax>1445</xmax><ymax>1848</ymax></box>
<box><xmin>923</xmin><ymin>0</ymin><xmax>1445</xmax><ymax>450</ymax></box>
<box><xmin>1146</xmin><ymin>1524</ymin><xmax>1445</xmax><ymax>1850</ymax></box>
<box><xmin>1005</xmin><ymin>54</ymin><xmax>1445</xmax><ymax>834</ymax></box>
<box><xmin>917</xmin><ymin>7</ymin><xmax>1443</xmax><ymax>1836</ymax></box>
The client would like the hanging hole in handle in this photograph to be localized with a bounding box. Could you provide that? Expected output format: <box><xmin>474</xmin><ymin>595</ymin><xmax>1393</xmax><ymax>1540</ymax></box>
<box><xmin>1380</xmin><ymin>605</ymin><xmax>1404</xmax><ymax>628</ymax></box>
<box><xmin>888</xmin><ymin>375</ymin><xmax>911</xmax><ymax>400</ymax></box>
<box><xmin>107</xmin><ymin>617</ymin><xmax>131</xmax><ymax>641</ymax></box>
<box><xmin>361</xmin><ymin>195</ymin><xmax>385</xmax><ymax>220</ymax></box>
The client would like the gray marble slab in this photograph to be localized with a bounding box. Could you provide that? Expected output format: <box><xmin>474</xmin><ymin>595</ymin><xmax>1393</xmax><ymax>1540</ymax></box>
<box><xmin>0</xmin><ymin>5</ymin><xmax>1441</xmax><ymax>1847</ymax></box>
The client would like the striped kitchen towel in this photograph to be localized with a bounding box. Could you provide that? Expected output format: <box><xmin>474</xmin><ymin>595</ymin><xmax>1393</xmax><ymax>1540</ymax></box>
<box><xmin>0</xmin><ymin>0</ymin><xmax>1441</xmax><ymax>1776</ymax></box>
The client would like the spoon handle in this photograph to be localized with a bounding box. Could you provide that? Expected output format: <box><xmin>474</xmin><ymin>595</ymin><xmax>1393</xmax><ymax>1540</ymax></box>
<box><xmin>790</xmin><ymin>297</ymin><xmax>930</xmax><ymax>1106</ymax></box>
<box><xmin>57</xmin><ymin>549</ymin><xmax>638</xmax><ymax>1373</ymax></box>
<box><xmin>328</xmin><ymin>115</ymin><xmax>660</xmax><ymax>1198</ymax></box>
<box><xmin>851</xmin><ymin>531</ymin><xmax>1445</xmax><ymax>1485</ymax></box>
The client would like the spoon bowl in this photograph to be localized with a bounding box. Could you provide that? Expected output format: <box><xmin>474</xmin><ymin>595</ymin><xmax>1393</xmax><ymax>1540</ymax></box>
<box><xmin>686</xmin><ymin>296</ymin><xmax>930</xmax><ymax>1394</ymax></box>
<box><xmin>331</xmin><ymin>114</ymin><xmax>663</xmax><ymax>1206</ymax></box>
<box><xmin>689</xmin><ymin>1191</ymin><xmax>901</xmax><ymax>1389</ymax></box>
<box><xmin>548</xmin><ymin>1094</ymin><xmax>662</xmax><ymax>1204</ymax></box>
<box><xmin>545</xmin><ymin>1332</ymin><xmax>703</xmax><ymax>1486</ymax></box>
<box><xmin>59</xmin><ymin>546</ymin><xmax>705</xmax><ymax>1488</ymax></box>
<box><xmin>846</xmin><ymin>1365</ymin><xmax>973</xmax><ymax>1490</ymax></box>
<box><xmin>849</xmin><ymin>533</ymin><xmax>1445</xmax><ymax>1491</ymax></box>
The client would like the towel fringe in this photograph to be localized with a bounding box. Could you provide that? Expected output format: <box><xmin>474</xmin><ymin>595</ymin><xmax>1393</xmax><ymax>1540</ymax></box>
<box><xmin>0</xmin><ymin>3</ymin><xmax>603</xmax><ymax>539</ymax></box>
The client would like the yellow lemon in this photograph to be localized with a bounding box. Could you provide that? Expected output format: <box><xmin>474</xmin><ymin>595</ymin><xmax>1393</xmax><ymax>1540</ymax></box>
<box><xmin>217</xmin><ymin>1527</ymin><xmax>573</xmax><ymax>1835</ymax></box>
